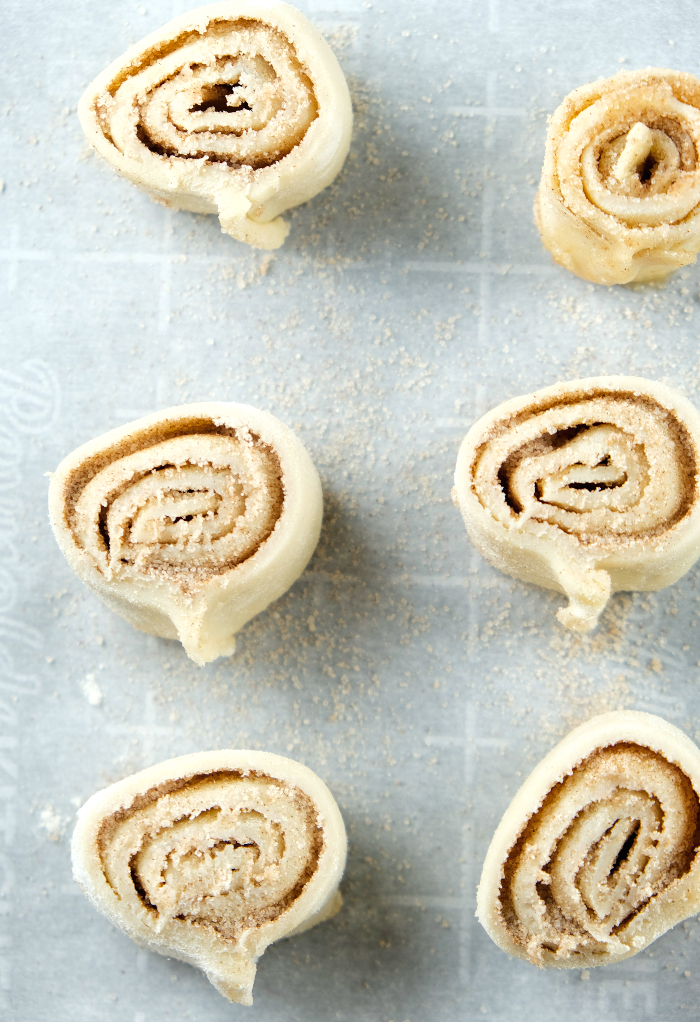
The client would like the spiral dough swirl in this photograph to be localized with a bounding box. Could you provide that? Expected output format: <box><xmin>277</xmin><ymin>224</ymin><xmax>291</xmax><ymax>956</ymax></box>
<box><xmin>78</xmin><ymin>3</ymin><xmax>353</xmax><ymax>249</ymax></box>
<box><xmin>100</xmin><ymin>771</ymin><xmax>322</xmax><ymax>939</ymax></box>
<box><xmin>100</xmin><ymin>21</ymin><xmax>317</xmax><ymax>171</ymax></box>
<box><xmin>503</xmin><ymin>744</ymin><xmax>698</xmax><ymax>962</ymax></box>
<box><xmin>473</xmin><ymin>393</ymin><xmax>693</xmax><ymax>543</ymax></box>
<box><xmin>71</xmin><ymin>751</ymin><xmax>346</xmax><ymax>1004</ymax></box>
<box><xmin>49</xmin><ymin>404</ymin><xmax>323</xmax><ymax>664</ymax></box>
<box><xmin>73</xmin><ymin>430</ymin><xmax>283</xmax><ymax>592</ymax></box>
<box><xmin>454</xmin><ymin>378</ymin><xmax>700</xmax><ymax>632</ymax></box>
<box><xmin>477</xmin><ymin>713</ymin><xmax>700</xmax><ymax>969</ymax></box>
<box><xmin>535</xmin><ymin>69</ymin><xmax>700</xmax><ymax>284</ymax></box>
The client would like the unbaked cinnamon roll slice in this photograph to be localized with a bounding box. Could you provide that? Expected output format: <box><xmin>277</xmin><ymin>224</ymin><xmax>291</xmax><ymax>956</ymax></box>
<box><xmin>48</xmin><ymin>403</ymin><xmax>322</xmax><ymax>664</ymax></box>
<box><xmin>72</xmin><ymin>750</ymin><xmax>346</xmax><ymax>1004</ymax></box>
<box><xmin>453</xmin><ymin>376</ymin><xmax>700</xmax><ymax>632</ymax></box>
<box><xmin>79</xmin><ymin>2</ymin><xmax>352</xmax><ymax>249</ymax></box>
<box><xmin>477</xmin><ymin>711</ymin><xmax>700</xmax><ymax>968</ymax></box>
<box><xmin>536</xmin><ymin>68</ymin><xmax>700</xmax><ymax>284</ymax></box>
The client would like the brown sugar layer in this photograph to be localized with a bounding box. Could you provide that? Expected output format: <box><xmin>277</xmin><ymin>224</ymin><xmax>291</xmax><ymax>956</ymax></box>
<box><xmin>66</xmin><ymin>420</ymin><xmax>283</xmax><ymax>593</ymax></box>
<box><xmin>498</xmin><ymin>743</ymin><xmax>700</xmax><ymax>964</ymax></box>
<box><xmin>471</xmin><ymin>390</ymin><xmax>698</xmax><ymax>547</ymax></box>
<box><xmin>94</xmin><ymin>18</ymin><xmax>318</xmax><ymax>171</ymax></box>
<box><xmin>595</xmin><ymin>114</ymin><xmax>698</xmax><ymax>198</ymax></box>
<box><xmin>97</xmin><ymin>770</ymin><xmax>323</xmax><ymax>943</ymax></box>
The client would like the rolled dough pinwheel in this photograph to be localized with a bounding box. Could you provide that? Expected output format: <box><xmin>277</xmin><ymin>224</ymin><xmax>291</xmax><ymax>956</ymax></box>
<box><xmin>477</xmin><ymin>711</ymin><xmax>700</xmax><ymax>968</ymax></box>
<box><xmin>535</xmin><ymin>68</ymin><xmax>700</xmax><ymax>284</ymax></box>
<box><xmin>48</xmin><ymin>403</ymin><xmax>322</xmax><ymax>664</ymax></box>
<box><xmin>72</xmin><ymin>749</ymin><xmax>346</xmax><ymax>1004</ymax></box>
<box><xmin>78</xmin><ymin>2</ymin><xmax>352</xmax><ymax>249</ymax></box>
<box><xmin>453</xmin><ymin>376</ymin><xmax>700</xmax><ymax>632</ymax></box>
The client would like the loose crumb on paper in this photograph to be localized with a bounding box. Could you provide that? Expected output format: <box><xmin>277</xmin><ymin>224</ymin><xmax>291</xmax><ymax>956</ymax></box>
<box><xmin>81</xmin><ymin>673</ymin><xmax>103</xmax><ymax>706</ymax></box>
<box><xmin>39</xmin><ymin>806</ymin><xmax>68</xmax><ymax>841</ymax></box>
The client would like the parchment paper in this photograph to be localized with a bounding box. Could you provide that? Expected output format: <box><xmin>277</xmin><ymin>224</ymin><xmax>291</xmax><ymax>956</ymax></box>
<box><xmin>2</xmin><ymin>1</ymin><xmax>700</xmax><ymax>1019</ymax></box>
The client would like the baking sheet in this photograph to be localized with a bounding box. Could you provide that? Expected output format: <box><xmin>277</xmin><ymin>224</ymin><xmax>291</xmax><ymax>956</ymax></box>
<box><xmin>3</xmin><ymin>0</ymin><xmax>700</xmax><ymax>1018</ymax></box>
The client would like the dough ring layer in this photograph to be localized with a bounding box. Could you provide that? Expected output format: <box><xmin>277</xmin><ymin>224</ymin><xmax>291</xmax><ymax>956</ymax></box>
<box><xmin>535</xmin><ymin>68</ymin><xmax>700</xmax><ymax>284</ymax></box>
<box><xmin>79</xmin><ymin>2</ymin><xmax>352</xmax><ymax>249</ymax></box>
<box><xmin>48</xmin><ymin>403</ymin><xmax>322</xmax><ymax>664</ymax></box>
<box><xmin>72</xmin><ymin>750</ymin><xmax>347</xmax><ymax>1004</ymax></box>
<box><xmin>453</xmin><ymin>376</ymin><xmax>700</xmax><ymax>632</ymax></box>
<box><xmin>477</xmin><ymin>711</ymin><xmax>700</xmax><ymax>968</ymax></box>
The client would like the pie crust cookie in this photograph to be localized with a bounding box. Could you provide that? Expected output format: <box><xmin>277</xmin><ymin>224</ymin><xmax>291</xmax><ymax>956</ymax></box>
<box><xmin>78</xmin><ymin>2</ymin><xmax>353</xmax><ymax>249</ymax></box>
<box><xmin>477</xmin><ymin>711</ymin><xmax>700</xmax><ymax>968</ymax></box>
<box><xmin>48</xmin><ymin>403</ymin><xmax>322</xmax><ymax>664</ymax></box>
<box><xmin>72</xmin><ymin>750</ymin><xmax>347</xmax><ymax>1004</ymax></box>
<box><xmin>453</xmin><ymin>376</ymin><xmax>700</xmax><ymax>633</ymax></box>
<box><xmin>535</xmin><ymin>68</ymin><xmax>700</xmax><ymax>284</ymax></box>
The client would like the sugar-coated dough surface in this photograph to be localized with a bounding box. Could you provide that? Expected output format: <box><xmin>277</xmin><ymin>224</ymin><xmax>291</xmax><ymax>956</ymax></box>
<box><xmin>453</xmin><ymin>376</ymin><xmax>700</xmax><ymax>632</ymax></box>
<box><xmin>72</xmin><ymin>750</ymin><xmax>347</xmax><ymax>1004</ymax></box>
<box><xmin>78</xmin><ymin>2</ymin><xmax>352</xmax><ymax>249</ymax></box>
<box><xmin>477</xmin><ymin>712</ymin><xmax>700</xmax><ymax>968</ymax></box>
<box><xmin>48</xmin><ymin>403</ymin><xmax>322</xmax><ymax>664</ymax></box>
<box><xmin>535</xmin><ymin>68</ymin><xmax>700</xmax><ymax>284</ymax></box>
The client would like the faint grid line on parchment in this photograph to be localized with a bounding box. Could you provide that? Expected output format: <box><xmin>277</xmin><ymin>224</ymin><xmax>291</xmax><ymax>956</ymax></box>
<box><xmin>461</xmin><ymin>703</ymin><xmax>509</xmax><ymax>984</ymax></box>
<box><xmin>418</xmin><ymin>702</ymin><xmax>507</xmax><ymax>986</ymax></box>
<box><xmin>0</xmin><ymin>363</ymin><xmax>58</xmax><ymax>1010</ymax></box>
<box><xmin>106</xmin><ymin>690</ymin><xmax>175</xmax><ymax>767</ymax></box>
<box><xmin>2</xmin><ymin>227</ymin><xmax>52</xmax><ymax>293</ymax></box>
<box><xmin>158</xmin><ymin>211</ymin><xmax>172</xmax><ymax>336</ymax></box>
<box><xmin>377</xmin><ymin>699</ymin><xmax>513</xmax><ymax>990</ymax></box>
<box><xmin>404</xmin><ymin>74</ymin><xmax>548</xmax><ymax>362</ymax></box>
<box><xmin>480</xmin><ymin>70</ymin><xmax>498</xmax><ymax>287</ymax></box>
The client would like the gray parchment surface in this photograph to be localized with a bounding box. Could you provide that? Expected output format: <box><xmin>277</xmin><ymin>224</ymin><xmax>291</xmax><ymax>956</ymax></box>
<box><xmin>3</xmin><ymin>1</ymin><xmax>700</xmax><ymax>1019</ymax></box>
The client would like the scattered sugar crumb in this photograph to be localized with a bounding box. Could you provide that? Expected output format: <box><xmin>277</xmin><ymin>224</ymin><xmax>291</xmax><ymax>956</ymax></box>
<box><xmin>38</xmin><ymin>807</ymin><xmax>68</xmax><ymax>841</ymax></box>
<box><xmin>81</xmin><ymin>673</ymin><xmax>103</xmax><ymax>706</ymax></box>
